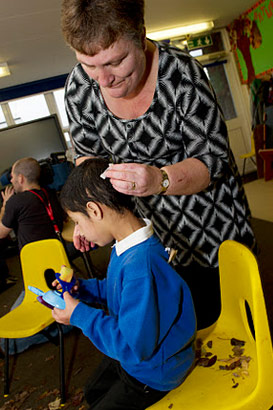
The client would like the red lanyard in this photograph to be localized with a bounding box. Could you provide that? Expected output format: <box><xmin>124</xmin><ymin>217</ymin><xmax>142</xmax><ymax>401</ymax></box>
<box><xmin>28</xmin><ymin>188</ymin><xmax>60</xmax><ymax>234</ymax></box>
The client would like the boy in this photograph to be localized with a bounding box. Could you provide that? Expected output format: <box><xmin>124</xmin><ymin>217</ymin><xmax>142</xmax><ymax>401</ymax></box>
<box><xmin>53</xmin><ymin>158</ymin><xmax>196</xmax><ymax>410</ymax></box>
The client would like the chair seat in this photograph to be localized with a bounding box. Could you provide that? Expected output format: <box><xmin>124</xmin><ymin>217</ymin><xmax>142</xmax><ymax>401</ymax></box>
<box><xmin>0</xmin><ymin>297</ymin><xmax>54</xmax><ymax>338</ymax></box>
<box><xmin>148</xmin><ymin>326</ymin><xmax>258</xmax><ymax>410</ymax></box>
<box><xmin>150</xmin><ymin>332</ymin><xmax>256</xmax><ymax>410</ymax></box>
<box><xmin>148</xmin><ymin>241</ymin><xmax>273</xmax><ymax>410</ymax></box>
<box><xmin>0</xmin><ymin>239</ymin><xmax>70</xmax><ymax>404</ymax></box>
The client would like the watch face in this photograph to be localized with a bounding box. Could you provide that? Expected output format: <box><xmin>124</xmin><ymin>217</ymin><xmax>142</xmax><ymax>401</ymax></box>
<box><xmin>163</xmin><ymin>179</ymin><xmax>169</xmax><ymax>188</ymax></box>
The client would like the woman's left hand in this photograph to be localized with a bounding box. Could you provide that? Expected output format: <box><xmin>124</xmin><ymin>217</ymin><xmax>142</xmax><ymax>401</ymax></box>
<box><xmin>52</xmin><ymin>292</ymin><xmax>79</xmax><ymax>325</ymax></box>
<box><xmin>103</xmin><ymin>163</ymin><xmax>162</xmax><ymax>196</ymax></box>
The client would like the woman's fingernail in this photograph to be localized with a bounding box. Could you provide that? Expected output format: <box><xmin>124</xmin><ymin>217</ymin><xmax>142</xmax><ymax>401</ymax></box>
<box><xmin>100</xmin><ymin>171</ymin><xmax>107</xmax><ymax>179</ymax></box>
<box><xmin>100</xmin><ymin>165</ymin><xmax>112</xmax><ymax>179</ymax></box>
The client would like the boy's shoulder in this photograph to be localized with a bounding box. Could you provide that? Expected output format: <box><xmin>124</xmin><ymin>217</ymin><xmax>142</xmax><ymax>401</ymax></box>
<box><xmin>117</xmin><ymin>234</ymin><xmax>166</xmax><ymax>260</ymax></box>
<box><xmin>111</xmin><ymin>234</ymin><xmax>177</xmax><ymax>281</ymax></box>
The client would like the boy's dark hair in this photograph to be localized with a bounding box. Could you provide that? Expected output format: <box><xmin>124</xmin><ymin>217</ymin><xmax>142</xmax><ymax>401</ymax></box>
<box><xmin>60</xmin><ymin>158</ymin><xmax>134</xmax><ymax>216</ymax></box>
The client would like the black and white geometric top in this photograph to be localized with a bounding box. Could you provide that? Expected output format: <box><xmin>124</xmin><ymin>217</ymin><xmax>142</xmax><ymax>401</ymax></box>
<box><xmin>65</xmin><ymin>41</ymin><xmax>256</xmax><ymax>268</ymax></box>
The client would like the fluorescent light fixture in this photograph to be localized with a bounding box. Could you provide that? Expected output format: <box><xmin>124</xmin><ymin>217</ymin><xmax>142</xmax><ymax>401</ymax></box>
<box><xmin>0</xmin><ymin>62</ymin><xmax>11</xmax><ymax>78</ymax></box>
<box><xmin>189</xmin><ymin>49</ymin><xmax>203</xmax><ymax>58</ymax></box>
<box><xmin>147</xmin><ymin>21</ymin><xmax>214</xmax><ymax>40</ymax></box>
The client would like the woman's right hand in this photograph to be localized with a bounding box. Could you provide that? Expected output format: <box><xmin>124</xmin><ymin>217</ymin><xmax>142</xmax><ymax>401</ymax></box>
<box><xmin>73</xmin><ymin>224</ymin><xmax>95</xmax><ymax>252</ymax></box>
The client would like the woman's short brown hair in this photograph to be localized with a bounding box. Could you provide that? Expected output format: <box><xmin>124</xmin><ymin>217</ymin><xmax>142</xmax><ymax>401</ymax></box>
<box><xmin>61</xmin><ymin>0</ymin><xmax>145</xmax><ymax>55</ymax></box>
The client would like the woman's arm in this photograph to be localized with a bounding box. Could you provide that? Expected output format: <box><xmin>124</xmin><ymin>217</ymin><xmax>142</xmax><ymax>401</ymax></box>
<box><xmin>104</xmin><ymin>158</ymin><xmax>210</xmax><ymax>197</ymax></box>
<box><xmin>104</xmin><ymin>58</ymin><xmax>229</xmax><ymax>197</ymax></box>
<box><xmin>161</xmin><ymin>158</ymin><xmax>210</xmax><ymax>195</ymax></box>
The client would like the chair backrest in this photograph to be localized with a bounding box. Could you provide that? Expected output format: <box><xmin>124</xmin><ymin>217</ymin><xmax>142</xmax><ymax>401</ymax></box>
<box><xmin>218</xmin><ymin>240</ymin><xmax>273</xmax><ymax>387</ymax></box>
<box><xmin>20</xmin><ymin>238</ymin><xmax>71</xmax><ymax>303</ymax></box>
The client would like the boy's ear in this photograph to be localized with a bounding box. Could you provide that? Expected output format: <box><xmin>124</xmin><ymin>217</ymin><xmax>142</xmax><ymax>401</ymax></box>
<box><xmin>18</xmin><ymin>173</ymin><xmax>24</xmax><ymax>184</ymax></box>
<box><xmin>142</xmin><ymin>27</ymin><xmax>147</xmax><ymax>50</ymax></box>
<box><xmin>86</xmin><ymin>201</ymin><xmax>103</xmax><ymax>220</ymax></box>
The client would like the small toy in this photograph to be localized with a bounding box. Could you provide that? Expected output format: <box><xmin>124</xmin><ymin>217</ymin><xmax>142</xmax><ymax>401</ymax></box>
<box><xmin>28</xmin><ymin>286</ymin><xmax>66</xmax><ymax>309</ymax></box>
<box><xmin>28</xmin><ymin>265</ymin><xmax>76</xmax><ymax>309</ymax></box>
<box><xmin>56</xmin><ymin>265</ymin><xmax>75</xmax><ymax>294</ymax></box>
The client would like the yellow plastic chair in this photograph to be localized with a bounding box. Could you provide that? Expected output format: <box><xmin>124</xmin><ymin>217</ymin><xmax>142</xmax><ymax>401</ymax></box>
<box><xmin>148</xmin><ymin>240</ymin><xmax>273</xmax><ymax>410</ymax></box>
<box><xmin>240</xmin><ymin>132</ymin><xmax>257</xmax><ymax>176</ymax></box>
<box><xmin>0</xmin><ymin>239</ymin><xmax>71</xmax><ymax>404</ymax></box>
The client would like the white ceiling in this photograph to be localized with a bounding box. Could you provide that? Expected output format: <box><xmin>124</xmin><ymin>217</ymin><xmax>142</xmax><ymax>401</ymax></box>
<box><xmin>0</xmin><ymin>0</ymin><xmax>256</xmax><ymax>90</ymax></box>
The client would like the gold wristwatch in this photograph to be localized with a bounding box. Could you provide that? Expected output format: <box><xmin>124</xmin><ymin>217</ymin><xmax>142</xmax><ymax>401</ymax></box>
<box><xmin>159</xmin><ymin>169</ymin><xmax>170</xmax><ymax>194</ymax></box>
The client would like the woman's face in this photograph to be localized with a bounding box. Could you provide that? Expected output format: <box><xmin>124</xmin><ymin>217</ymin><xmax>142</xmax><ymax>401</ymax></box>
<box><xmin>75</xmin><ymin>37</ymin><xmax>146</xmax><ymax>99</ymax></box>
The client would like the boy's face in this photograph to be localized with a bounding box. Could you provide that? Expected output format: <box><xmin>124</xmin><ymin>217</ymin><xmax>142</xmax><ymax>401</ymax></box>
<box><xmin>67</xmin><ymin>208</ymin><xmax>113</xmax><ymax>247</ymax></box>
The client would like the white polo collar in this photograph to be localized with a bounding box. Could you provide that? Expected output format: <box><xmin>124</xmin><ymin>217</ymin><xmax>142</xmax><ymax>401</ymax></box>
<box><xmin>114</xmin><ymin>219</ymin><xmax>153</xmax><ymax>256</ymax></box>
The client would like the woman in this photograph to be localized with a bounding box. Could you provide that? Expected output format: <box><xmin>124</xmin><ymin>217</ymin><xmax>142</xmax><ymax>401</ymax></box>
<box><xmin>61</xmin><ymin>0</ymin><xmax>256</xmax><ymax>329</ymax></box>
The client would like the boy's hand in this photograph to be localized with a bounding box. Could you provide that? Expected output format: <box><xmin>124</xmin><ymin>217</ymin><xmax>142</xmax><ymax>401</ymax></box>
<box><xmin>52</xmin><ymin>278</ymin><xmax>80</xmax><ymax>293</ymax></box>
<box><xmin>52</xmin><ymin>292</ymin><xmax>79</xmax><ymax>325</ymax></box>
<box><xmin>73</xmin><ymin>224</ymin><xmax>95</xmax><ymax>252</ymax></box>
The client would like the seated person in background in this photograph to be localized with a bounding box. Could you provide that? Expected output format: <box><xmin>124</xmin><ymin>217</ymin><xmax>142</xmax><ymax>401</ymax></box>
<box><xmin>0</xmin><ymin>157</ymin><xmax>64</xmax><ymax>250</ymax></box>
<box><xmin>53</xmin><ymin>158</ymin><xmax>196</xmax><ymax>410</ymax></box>
<box><xmin>0</xmin><ymin>157</ymin><xmax>69</xmax><ymax>355</ymax></box>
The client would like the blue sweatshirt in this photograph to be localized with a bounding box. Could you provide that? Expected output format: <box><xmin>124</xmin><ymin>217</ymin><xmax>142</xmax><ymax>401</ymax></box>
<box><xmin>70</xmin><ymin>230</ymin><xmax>196</xmax><ymax>391</ymax></box>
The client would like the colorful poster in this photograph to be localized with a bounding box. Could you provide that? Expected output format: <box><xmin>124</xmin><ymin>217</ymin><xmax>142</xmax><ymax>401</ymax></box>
<box><xmin>227</xmin><ymin>0</ymin><xmax>273</xmax><ymax>84</ymax></box>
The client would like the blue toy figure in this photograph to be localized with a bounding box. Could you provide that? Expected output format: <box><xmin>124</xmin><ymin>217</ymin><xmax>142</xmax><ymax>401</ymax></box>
<box><xmin>29</xmin><ymin>265</ymin><xmax>75</xmax><ymax>309</ymax></box>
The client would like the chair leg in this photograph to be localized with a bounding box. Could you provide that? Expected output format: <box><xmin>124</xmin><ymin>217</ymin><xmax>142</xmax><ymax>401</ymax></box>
<box><xmin>57</xmin><ymin>323</ymin><xmax>66</xmax><ymax>405</ymax></box>
<box><xmin>59</xmin><ymin>234</ymin><xmax>94</xmax><ymax>278</ymax></box>
<box><xmin>82</xmin><ymin>252</ymin><xmax>94</xmax><ymax>278</ymax></box>
<box><xmin>4</xmin><ymin>338</ymin><xmax>9</xmax><ymax>397</ymax></box>
<box><xmin>242</xmin><ymin>158</ymin><xmax>246</xmax><ymax>176</ymax></box>
<box><xmin>3</xmin><ymin>333</ymin><xmax>66</xmax><ymax>402</ymax></box>
<box><xmin>250</xmin><ymin>156</ymin><xmax>256</xmax><ymax>166</ymax></box>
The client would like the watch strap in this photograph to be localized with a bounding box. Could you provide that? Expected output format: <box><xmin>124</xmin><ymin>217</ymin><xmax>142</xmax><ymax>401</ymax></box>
<box><xmin>159</xmin><ymin>169</ymin><xmax>169</xmax><ymax>194</ymax></box>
